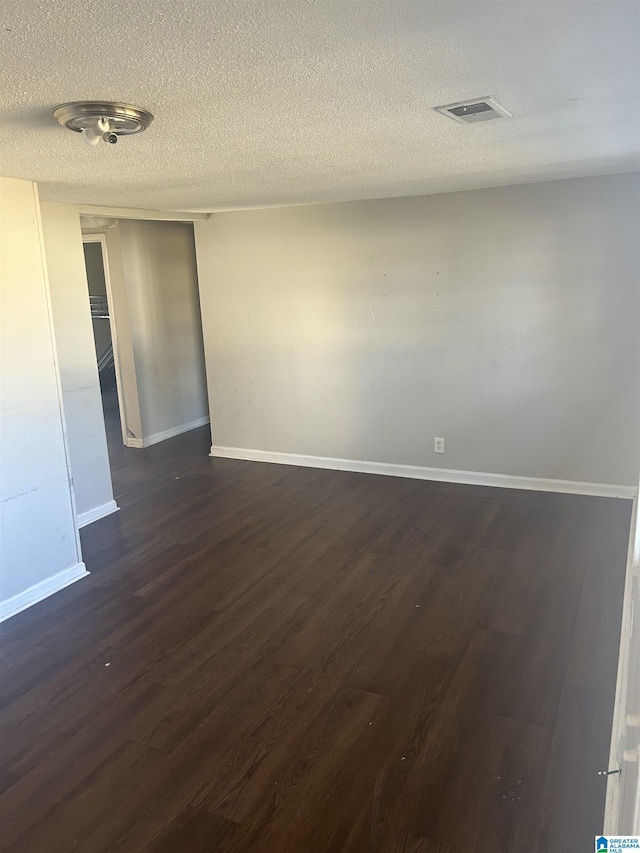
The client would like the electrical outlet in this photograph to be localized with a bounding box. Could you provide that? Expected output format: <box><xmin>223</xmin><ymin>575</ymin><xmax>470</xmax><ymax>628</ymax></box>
<box><xmin>434</xmin><ymin>437</ymin><xmax>445</xmax><ymax>454</ymax></box>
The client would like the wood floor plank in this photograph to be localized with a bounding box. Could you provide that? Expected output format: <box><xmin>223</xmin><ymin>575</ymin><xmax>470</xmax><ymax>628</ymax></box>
<box><xmin>205</xmin><ymin>686</ymin><xmax>384</xmax><ymax>847</ymax></box>
<box><xmin>2</xmin><ymin>642</ymin><xmax>133</xmax><ymax>776</ymax></box>
<box><xmin>497</xmin><ymin>506</ymin><xmax>595</xmax><ymax>728</ymax></box>
<box><xmin>0</xmin><ymin>391</ymin><xmax>631</xmax><ymax>852</ymax></box>
<box><xmin>423</xmin><ymin>712</ymin><xmax>552</xmax><ymax>852</ymax></box>
<box><xmin>287</xmin><ymin>653</ymin><xmax>456</xmax><ymax>852</ymax></box>
<box><xmin>191</xmin><ymin>663</ymin><xmax>381</xmax><ymax>818</ymax></box>
<box><xmin>382</xmin><ymin>628</ymin><xmax>518</xmax><ymax>838</ymax></box>
<box><xmin>0</xmin><ymin>679</ymin><xmax>178</xmax><ymax>851</ymax></box>
<box><xmin>140</xmin><ymin>805</ymin><xmax>240</xmax><ymax>852</ymax></box>
<box><xmin>144</xmin><ymin>590</ymin><xmax>312</xmax><ymax>691</ymax></box>
<box><xmin>347</xmin><ymin>824</ymin><xmax>453</xmax><ymax>853</ymax></box>
<box><xmin>417</xmin><ymin>546</ymin><xmax>507</xmax><ymax>659</ymax></box>
<box><xmin>430</xmin><ymin>495</ymin><xmax>502</xmax><ymax>569</ymax></box>
<box><xmin>479</xmin><ymin>533</ymin><xmax>551</xmax><ymax>635</ymax></box>
<box><xmin>137</xmin><ymin>660</ymin><xmax>300</xmax><ymax>754</ymax></box>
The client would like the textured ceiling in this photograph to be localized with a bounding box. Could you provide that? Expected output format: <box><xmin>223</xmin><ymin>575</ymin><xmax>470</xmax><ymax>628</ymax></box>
<box><xmin>1</xmin><ymin>1</ymin><xmax>639</xmax><ymax>212</ymax></box>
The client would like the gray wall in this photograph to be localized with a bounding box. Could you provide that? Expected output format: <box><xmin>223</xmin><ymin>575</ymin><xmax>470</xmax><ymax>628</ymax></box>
<box><xmin>194</xmin><ymin>174</ymin><xmax>640</xmax><ymax>487</ymax></box>
<box><xmin>116</xmin><ymin>220</ymin><xmax>209</xmax><ymax>442</ymax></box>
<box><xmin>0</xmin><ymin>179</ymin><xmax>84</xmax><ymax>609</ymax></box>
<box><xmin>40</xmin><ymin>204</ymin><xmax>115</xmax><ymax>520</ymax></box>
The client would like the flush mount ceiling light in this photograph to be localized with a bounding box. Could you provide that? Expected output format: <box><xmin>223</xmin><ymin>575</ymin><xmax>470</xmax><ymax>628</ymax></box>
<box><xmin>79</xmin><ymin>215</ymin><xmax>118</xmax><ymax>231</ymax></box>
<box><xmin>435</xmin><ymin>96</ymin><xmax>511</xmax><ymax>124</ymax></box>
<box><xmin>53</xmin><ymin>101</ymin><xmax>153</xmax><ymax>147</ymax></box>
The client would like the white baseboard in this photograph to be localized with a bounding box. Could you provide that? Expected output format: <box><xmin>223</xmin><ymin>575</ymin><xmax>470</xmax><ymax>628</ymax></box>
<box><xmin>77</xmin><ymin>499</ymin><xmax>119</xmax><ymax>528</ymax></box>
<box><xmin>0</xmin><ymin>562</ymin><xmax>89</xmax><ymax>623</ymax></box>
<box><xmin>210</xmin><ymin>445</ymin><xmax>637</xmax><ymax>500</ymax></box>
<box><xmin>126</xmin><ymin>416</ymin><xmax>210</xmax><ymax>449</ymax></box>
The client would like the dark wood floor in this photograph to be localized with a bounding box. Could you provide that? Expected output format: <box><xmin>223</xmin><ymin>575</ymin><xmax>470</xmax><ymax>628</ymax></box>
<box><xmin>0</xmin><ymin>391</ymin><xmax>632</xmax><ymax>852</ymax></box>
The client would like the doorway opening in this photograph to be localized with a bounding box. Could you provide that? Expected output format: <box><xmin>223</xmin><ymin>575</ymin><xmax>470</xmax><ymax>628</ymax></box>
<box><xmin>82</xmin><ymin>234</ymin><xmax>128</xmax><ymax>452</ymax></box>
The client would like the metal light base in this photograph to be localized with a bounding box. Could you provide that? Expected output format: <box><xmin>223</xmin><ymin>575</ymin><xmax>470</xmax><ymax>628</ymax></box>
<box><xmin>53</xmin><ymin>101</ymin><xmax>153</xmax><ymax>136</ymax></box>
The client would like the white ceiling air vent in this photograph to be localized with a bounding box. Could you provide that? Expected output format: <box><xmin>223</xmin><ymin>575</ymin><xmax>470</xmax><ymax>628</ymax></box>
<box><xmin>435</xmin><ymin>97</ymin><xmax>511</xmax><ymax>125</ymax></box>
